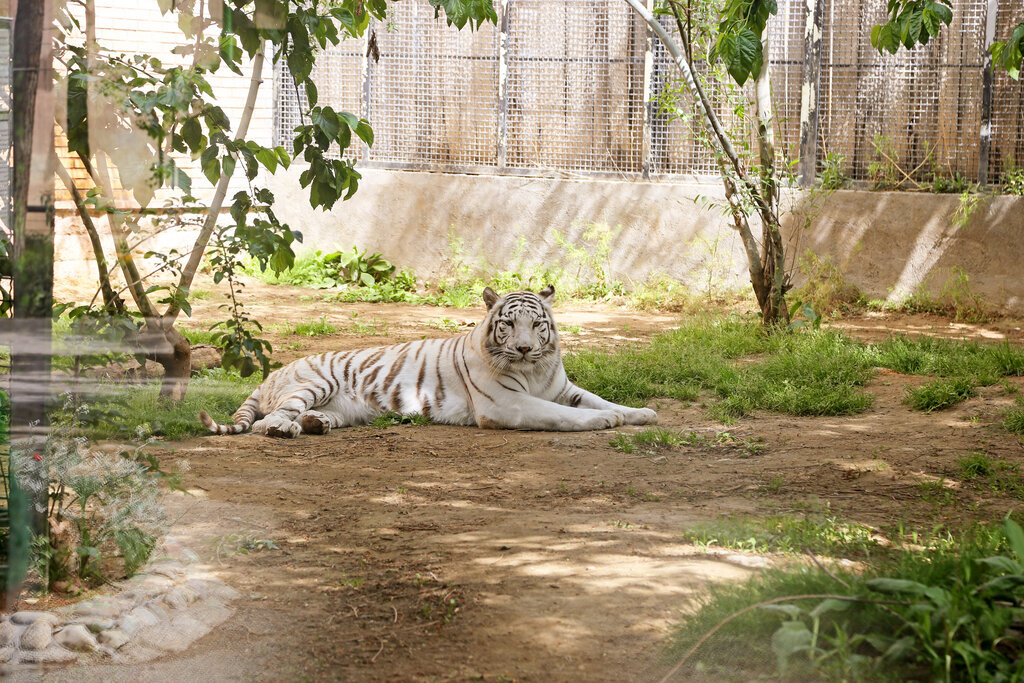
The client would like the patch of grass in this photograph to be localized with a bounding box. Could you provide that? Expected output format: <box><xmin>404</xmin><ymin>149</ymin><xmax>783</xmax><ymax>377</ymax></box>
<box><xmin>904</xmin><ymin>376</ymin><xmax>976</xmax><ymax>412</ymax></box>
<box><xmin>189</xmin><ymin>289</ymin><xmax>213</xmax><ymax>300</ymax></box>
<box><xmin>792</xmin><ymin>251</ymin><xmax>863</xmax><ymax>317</ymax></box>
<box><xmin>370</xmin><ymin>411</ymin><xmax>431</xmax><ymax>428</ymax></box>
<box><xmin>957</xmin><ymin>451</ymin><xmax>1024</xmax><ymax>500</ymax></box>
<box><xmin>72</xmin><ymin>367</ymin><xmax>259</xmax><ymax>440</ymax></box>
<box><xmin>178</xmin><ymin>327</ymin><xmax>221</xmax><ymax>346</ymax></box>
<box><xmin>683</xmin><ymin>514</ymin><xmax>880</xmax><ymax>557</ymax></box>
<box><xmin>713</xmin><ymin>331</ymin><xmax>876</xmax><ymax>419</ymax></box>
<box><xmin>346</xmin><ymin>313</ymin><xmax>387</xmax><ymax>336</ymax></box>
<box><xmin>1003</xmin><ymin>401</ymin><xmax>1024</xmax><ymax>437</ymax></box>
<box><xmin>284</xmin><ymin>316</ymin><xmax>339</xmax><ymax>337</ymax></box>
<box><xmin>875</xmin><ymin>335</ymin><xmax>1024</xmax><ymax>385</ymax></box>
<box><xmin>612</xmin><ymin>428</ymin><xmax>766</xmax><ymax>457</ymax></box>
<box><xmin>918</xmin><ymin>478</ymin><xmax>957</xmax><ymax>505</ymax></box>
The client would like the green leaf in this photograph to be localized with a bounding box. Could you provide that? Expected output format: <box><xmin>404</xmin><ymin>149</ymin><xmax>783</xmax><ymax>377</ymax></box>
<box><xmin>1003</xmin><ymin>516</ymin><xmax>1024</xmax><ymax>562</ymax></box>
<box><xmin>181</xmin><ymin>117</ymin><xmax>202</xmax><ymax>152</ymax></box>
<box><xmin>809</xmin><ymin>598</ymin><xmax>851</xmax><ymax>618</ymax></box>
<box><xmin>222</xmin><ymin>155</ymin><xmax>236</xmax><ymax>179</ymax></box>
<box><xmin>867</xmin><ymin>577</ymin><xmax>931</xmax><ymax>595</ymax></box>
<box><xmin>771</xmin><ymin>621</ymin><xmax>813</xmax><ymax>676</ymax></box>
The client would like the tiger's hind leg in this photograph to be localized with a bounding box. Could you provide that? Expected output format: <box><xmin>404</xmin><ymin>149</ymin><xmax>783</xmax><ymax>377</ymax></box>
<box><xmin>297</xmin><ymin>396</ymin><xmax>380</xmax><ymax>435</ymax></box>
<box><xmin>252</xmin><ymin>390</ymin><xmax>321</xmax><ymax>438</ymax></box>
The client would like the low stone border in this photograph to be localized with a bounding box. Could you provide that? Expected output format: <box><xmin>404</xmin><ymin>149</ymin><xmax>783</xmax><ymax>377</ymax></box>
<box><xmin>1</xmin><ymin>535</ymin><xmax>239</xmax><ymax>665</ymax></box>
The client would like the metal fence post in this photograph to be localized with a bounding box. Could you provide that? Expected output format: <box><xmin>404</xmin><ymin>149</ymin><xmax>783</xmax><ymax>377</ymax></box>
<box><xmin>496</xmin><ymin>0</ymin><xmax>510</xmax><ymax>169</ymax></box>
<box><xmin>977</xmin><ymin>0</ymin><xmax>998</xmax><ymax>186</ymax></box>
<box><xmin>640</xmin><ymin>0</ymin><xmax>654</xmax><ymax>180</ymax></box>
<box><xmin>361</xmin><ymin>29</ymin><xmax>372</xmax><ymax>163</ymax></box>
<box><xmin>797</xmin><ymin>0</ymin><xmax>825</xmax><ymax>187</ymax></box>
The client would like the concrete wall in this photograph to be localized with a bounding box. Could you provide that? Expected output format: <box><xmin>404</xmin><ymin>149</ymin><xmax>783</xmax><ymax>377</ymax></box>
<box><xmin>57</xmin><ymin>168</ymin><xmax>1024</xmax><ymax>313</ymax></box>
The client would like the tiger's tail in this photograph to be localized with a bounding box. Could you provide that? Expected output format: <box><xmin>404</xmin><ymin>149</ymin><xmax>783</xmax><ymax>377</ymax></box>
<box><xmin>198</xmin><ymin>387</ymin><xmax>262</xmax><ymax>435</ymax></box>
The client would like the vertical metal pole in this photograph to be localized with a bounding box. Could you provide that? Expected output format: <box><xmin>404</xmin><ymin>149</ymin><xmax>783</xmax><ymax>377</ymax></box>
<box><xmin>9</xmin><ymin>0</ymin><xmax>55</xmax><ymax>606</ymax></box>
<box><xmin>496</xmin><ymin>0</ymin><xmax>510</xmax><ymax>169</ymax></box>
<box><xmin>977</xmin><ymin>0</ymin><xmax>998</xmax><ymax>186</ymax></box>
<box><xmin>361</xmin><ymin>28</ymin><xmax>372</xmax><ymax>163</ymax></box>
<box><xmin>797</xmin><ymin>0</ymin><xmax>825</xmax><ymax>187</ymax></box>
<box><xmin>640</xmin><ymin>0</ymin><xmax>654</xmax><ymax>179</ymax></box>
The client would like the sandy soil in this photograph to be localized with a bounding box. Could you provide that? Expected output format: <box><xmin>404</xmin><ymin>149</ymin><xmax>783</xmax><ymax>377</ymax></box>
<box><xmin>27</xmin><ymin>278</ymin><xmax>1024</xmax><ymax>681</ymax></box>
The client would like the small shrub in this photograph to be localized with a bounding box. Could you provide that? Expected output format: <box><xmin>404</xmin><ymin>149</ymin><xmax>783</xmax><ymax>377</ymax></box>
<box><xmin>1004</xmin><ymin>402</ymin><xmax>1024</xmax><ymax>437</ymax></box>
<box><xmin>818</xmin><ymin>152</ymin><xmax>849</xmax><ymax>190</ymax></box>
<box><xmin>791</xmin><ymin>251</ymin><xmax>862</xmax><ymax>317</ymax></box>
<box><xmin>868</xmin><ymin>135</ymin><xmax>902</xmax><ymax>190</ymax></box>
<box><xmin>904</xmin><ymin>376</ymin><xmax>976</xmax><ymax>412</ymax></box>
<box><xmin>1000</xmin><ymin>164</ymin><xmax>1024</xmax><ymax>196</ymax></box>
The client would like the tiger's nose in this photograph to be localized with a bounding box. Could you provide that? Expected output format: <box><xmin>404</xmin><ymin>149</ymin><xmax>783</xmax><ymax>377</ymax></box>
<box><xmin>517</xmin><ymin>346</ymin><xmax>531</xmax><ymax>355</ymax></box>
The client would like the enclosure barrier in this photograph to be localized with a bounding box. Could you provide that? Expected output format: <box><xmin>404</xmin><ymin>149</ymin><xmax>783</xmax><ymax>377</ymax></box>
<box><xmin>274</xmin><ymin>0</ymin><xmax>1024</xmax><ymax>185</ymax></box>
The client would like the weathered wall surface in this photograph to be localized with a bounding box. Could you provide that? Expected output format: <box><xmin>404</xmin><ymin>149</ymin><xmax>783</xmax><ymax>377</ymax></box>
<box><xmin>57</xmin><ymin>168</ymin><xmax>1024</xmax><ymax>312</ymax></box>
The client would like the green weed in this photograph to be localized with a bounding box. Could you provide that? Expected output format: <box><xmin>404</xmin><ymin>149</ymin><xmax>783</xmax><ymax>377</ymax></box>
<box><xmin>903</xmin><ymin>376</ymin><xmax>976</xmax><ymax>412</ymax></box>
<box><xmin>370</xmin><ymin>411</ymin><xmax>431</xmax><ymax>428</ymax></box>
<box><xmin>284</xmin><ymin>316</ymin><xmax>338</xmax><ymax>337</ymax></box>
<box><xmin>682</xmin><ymin>514</ymin><xmax>879</xmax><ymax>557</ymax></box>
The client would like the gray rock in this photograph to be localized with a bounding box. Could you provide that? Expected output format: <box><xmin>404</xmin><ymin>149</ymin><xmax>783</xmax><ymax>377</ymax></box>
<box><xmin>128</xmin><ymin>606</ymin><xmax>160</xmax><ymax>628</ymax></box>
<box><xmin>18</xmin><ymin>644</ymin><xmax>79</xmax><ymax>663</ymax></box>
<box><xmin>162</xmin><ymin>587</ymin><xmax>191</xmax><ymax>611</ymax></box>
<box><xmin>72</xmin><ymin>618</ymin><xmax>115</xmax><ymax>633</ymax></box>
<box><xmin>0</xmin><ymin>645</ymin><xmax>13</xmax><ymax>663</ymax></box>
<box><xmin>11</xmin><ymin>610</ymin><xmax>62</xmax><ymax>626</ymax></box>
<box><xmin>117</xmin><ymin>614</ymin><xmax>144</xmax><ymax>637</ymax></box>
<box><xmin>148</xmin><ymin>563</ymin><xmax>186</xmax><ymax>580</ymax></box>
<box><xmin>20</xmin><ymin>620</ymin><xmax>53</xmax><ymax>650</ymax></box>
<box><xmin>144</xmin><ymin>601</ymin><xmax>170</xmax><ymax>621</ymax></box>
<box><xmin>186</xmin><ymin>579</ymin><xmax>241</xmax><ymax>603</ymax></box>
<box><xmin>55</xmin><ymin>624</ymin><xmax>99</xmax><ymax>652</ymax></box>
<box><xmin>0</xmin><ymin>621</ymin><xmax>16</xmax><ymax>647</ymax></box>
<box><xmin>97</xmin><ymin>628</ymin><xmax>130</xmax><ymax>650</ymax></box>
<box><xmin>74</xmin><ymin>598</ymin><xmax>125</xmax><ymax>620</ymax></box>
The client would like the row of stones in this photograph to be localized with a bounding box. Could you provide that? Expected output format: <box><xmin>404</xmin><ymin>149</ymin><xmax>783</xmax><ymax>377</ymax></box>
<box><xmin>1</xmin><ymin>536</ymin><xmax>239</xmax><ymax>666</ymax></box>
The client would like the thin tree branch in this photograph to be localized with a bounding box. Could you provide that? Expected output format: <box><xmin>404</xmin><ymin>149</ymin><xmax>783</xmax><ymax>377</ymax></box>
<box><xmin>165</xmin><ymin>41</ymin><xmax>266</xmax><ymax>324</ymax></box>
<box><xmin>54</xmin><ymin>154</ymin><xmax>123</xmax><ymax>313</ymax></box>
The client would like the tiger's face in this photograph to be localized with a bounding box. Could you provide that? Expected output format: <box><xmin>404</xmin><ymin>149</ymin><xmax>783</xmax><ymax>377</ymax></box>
<box><xmin>481</xmin><ymin>286</ymin><xmax>559</xmax><ymax>368</ymax></box>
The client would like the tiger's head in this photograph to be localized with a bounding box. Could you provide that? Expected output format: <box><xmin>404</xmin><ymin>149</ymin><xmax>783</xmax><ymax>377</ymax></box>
<box><xmin>480</xmin><ymin>285</ymin><xmax>560</xmax><ymax>370</ymax></box>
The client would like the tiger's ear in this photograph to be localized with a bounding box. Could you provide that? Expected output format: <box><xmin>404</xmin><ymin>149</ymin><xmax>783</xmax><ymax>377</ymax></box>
<box><xmin>483</xmin><ymin>287</ymin><xmax>500</xmax><ymax>310</ymax></box>
<box><xmin>538</xmin><ymin>284</ymin><xmax>555</xmax><ymax>302</ymax></box>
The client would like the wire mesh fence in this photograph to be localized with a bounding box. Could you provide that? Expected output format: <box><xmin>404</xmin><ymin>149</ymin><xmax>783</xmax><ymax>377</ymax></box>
<box><xmin>272</xmin><ymin>0</ymin><xmax>1022</xmax><ymax>185</ymax></box>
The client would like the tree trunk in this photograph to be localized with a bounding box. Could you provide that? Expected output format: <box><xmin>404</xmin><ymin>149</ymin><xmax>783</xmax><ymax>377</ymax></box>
<box><xmin>152</xmin><ymin>324</ymin><xmax>191</xmax><ymax>401</ymax></box>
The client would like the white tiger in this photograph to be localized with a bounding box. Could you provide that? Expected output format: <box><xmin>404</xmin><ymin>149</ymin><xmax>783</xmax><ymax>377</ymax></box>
<box><xmin>198</xmin><ymin>286</ymin><xmax>658</xmax><ymax>436</ymax></box>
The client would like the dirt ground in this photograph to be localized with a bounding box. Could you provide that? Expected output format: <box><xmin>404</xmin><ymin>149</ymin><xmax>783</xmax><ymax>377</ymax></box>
<box><xmin>28</xmin><ymin>279</ymin><xmax>1024</xmax><ymax>681</ymax></box>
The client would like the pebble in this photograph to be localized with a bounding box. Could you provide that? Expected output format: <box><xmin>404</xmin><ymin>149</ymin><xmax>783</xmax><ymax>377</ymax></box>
<box><xmin>20</xmin><ymin>620</ymin><xmax>53</xmax><ymax>650</ymax></box>
<box><xmin>97</xmin><ymin>628</ymin><xmax>130</xmax><ymax>650</ymax></box>
<box><xmin>0</xmin><ymin>621</ymin><xmax>16</xmax><ymax>647</ymax></box>
<box><xmin>55</xmin><ymin>624</ymin><xmax>99</xmax><ymax>652</ymax></box>
<box><xmin>11</xmin><ymin>611</ymin><xmax>62</xmax><ymax>626</ymax></box>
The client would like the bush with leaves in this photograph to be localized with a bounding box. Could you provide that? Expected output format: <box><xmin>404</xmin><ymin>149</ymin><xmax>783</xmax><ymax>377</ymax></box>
<box><xmin>28</xmin><ymin>398</ymin><xmax>184</xmax><ymax>589</ymax></box>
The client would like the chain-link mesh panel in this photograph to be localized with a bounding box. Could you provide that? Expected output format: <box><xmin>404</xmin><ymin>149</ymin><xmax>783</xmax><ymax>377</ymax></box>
<box><xmin>505</xmin><ymin>0</ymin><xmax>645</xmax><ymax>175</ymax></box>
<box><xmin>818</xmin><ymin>0</ymin><xmax>987</xmax><ymax>183</ymax></box>
<box><xmin>991</xmin><ymin>2</ymin><xmax>1024</xmax><ymax>182</ymax></box>
<box><xmin>273</xmin><ymin>42</ymin><xmax>363</xmax><ymax>160</ymax></box>
<box><xmin>272</xmin><ymin>0</ymin><xmax>1019</xmax><ymax>185</ymax></box>
<box><xmin>366</xmin><ymin>2</ymin><xmax>499</xmax><ymax>167</ymax></box>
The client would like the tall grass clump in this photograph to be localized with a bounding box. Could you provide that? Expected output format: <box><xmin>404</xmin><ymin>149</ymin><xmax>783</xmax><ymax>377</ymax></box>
<box><xmin>563</xmin><ymin>317</ymin><xmax>761</xmax><ymax>406</ymax></box>
<box><xmin>875</xmin><ymin>336</ymin><xmax>1024</xmax><ymax>385</ymax></box>
<box><xmin>904</xmin><ymin>376</ymin><xmax>976</xmax><ymax>412</ymax></box>
<box><xmin>714</xmin><ymin>330</ymin><xmax>876</xmax><ymax>418</ymax></box>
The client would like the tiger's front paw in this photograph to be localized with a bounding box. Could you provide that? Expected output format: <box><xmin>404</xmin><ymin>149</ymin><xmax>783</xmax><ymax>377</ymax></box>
<box><xmin>584</xmin><ymin>410</ymin><xmax>625</xmax><ymax>431</ymax></box>
<box><xmin>623</xmin><ymin>407</ymin><xmax>658</xmax><ymax>426</ymax></box>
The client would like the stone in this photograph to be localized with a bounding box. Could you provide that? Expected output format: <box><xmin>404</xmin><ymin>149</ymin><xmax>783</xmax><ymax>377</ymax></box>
<box><xmin>11</xmin><ymin>610</ymin><xmax>62</xmax><ymax>626</ymax></box>
<box><xmin>144</xmin><ymin>601</ymin><xmax>170</xmax><ymax>621</ymax></box>
<box><xmin>73</xmin><ymin>598</ymin><xmax>125</xmax><ymax>620</ymax></box>
<box><xmin>0</xmin><ymin>621</ymin><xmax>16</xmax><ymax>647</ymax></box>
<box><xmin>73</xmin><ymin>618</ymin><xmax>115</xmax><ymax>633</ymax></box>
<box><xmin>55</xmin><ymin>624</ymin><xmax>99</xmax><ymax>652</ymax></box>
<box><xmin>187</xmin><ymin>579</ymin><xmax>241</xmax><ymax>603</ymax></box>
<box><xmin>20</xmin><ymin>620</ymin><xmax>53</xmax><ymax>650</ymax></box>
<box><xmin>97</xmin><ymin>628</ymin><xmax>130</xmax><ymax>650</ymax></box>
<box><xmin>148</xmin><ymin>562</ymin><xmax>186</xmax><ymax>580</ymax></box>
<box><xmin>18</xmin><ymin>645</ymin><xmax>79</xmax><ymax>663</ymax></box>
<box><xmin>162</xmin><ymin>585</ymin><xmax>198</xmax><ymax>610</ymax></box>
<box><xmin>190</xmin><ymin>345</ymin><xmax>222</xmax><ymax>373</ymax></box>
<box><xmin>128</xmin><ymin>606</ymin><xmax>161</xmax><ymax>628</ymax></box>
<box><xmin>0</xmin><ymin>646</ymin><xmax>13</xmax><ymax>663</ymax></box>
<box><xmin>117</xmin><ymin>614</ymin><xmax>144</xmax><ymax>637</ymax></box>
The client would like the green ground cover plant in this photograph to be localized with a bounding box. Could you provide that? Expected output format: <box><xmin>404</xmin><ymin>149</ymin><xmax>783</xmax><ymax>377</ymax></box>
<box><xmin>668</xmin><ymin>517</ymin><xmax>1024</xmax><ymax>681</ymax></box>
<box><xmin>903</xmin><ymin>377</ymin><xmax>977</xmax><ymax>413</ymax></box>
